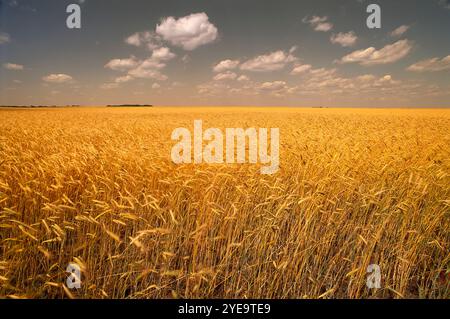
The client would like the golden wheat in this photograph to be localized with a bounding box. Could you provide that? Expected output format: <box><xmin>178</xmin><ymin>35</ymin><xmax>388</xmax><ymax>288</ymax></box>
<box><xmin>0</xmin><ymin>107</ymin><xmax>449</xmax><ymax>299</ymax></box>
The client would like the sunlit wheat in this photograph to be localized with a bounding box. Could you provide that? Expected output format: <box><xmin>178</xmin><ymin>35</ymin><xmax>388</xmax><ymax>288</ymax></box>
<box><xmin>0</xmin><ymin>107</ymin><xmax>449</xmax><ymax>299</ymax></box>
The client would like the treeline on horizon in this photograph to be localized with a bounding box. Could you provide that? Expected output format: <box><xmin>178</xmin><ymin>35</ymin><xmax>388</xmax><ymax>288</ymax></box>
<box><xmin>0</xmin><ymin>104</ymin><xmax>154</xmax><ymax>108</ymax></box>
<box><xmin>0</xmin><ymin>105</ymin><xmax>81</xmax><ymax>108</ymax></box>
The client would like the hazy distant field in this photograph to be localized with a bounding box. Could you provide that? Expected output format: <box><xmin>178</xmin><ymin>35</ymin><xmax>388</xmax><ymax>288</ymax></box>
<box><xmin>0</xmin><ymin>107</ymin><xmax>449</xmax><ymax>299</ymax></box>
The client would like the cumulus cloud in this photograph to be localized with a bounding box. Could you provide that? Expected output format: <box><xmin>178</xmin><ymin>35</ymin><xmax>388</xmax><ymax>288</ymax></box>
<box><xmin>155</xmin><ymin>12</ymin><xmax>218</xmax><ymax>50</ymax></box>
<box><xmin>197</xmin><ymin>82</ymin><xmax>231</xmax><ymax>96</ymax></box>
<box><xmin>127</xmin><ymin>59</ymin><xmax>167</xmax><ymax>80</ymax></box>
<box><xmin>137</xmin><ymin>57</ymin><xmax>166</xmax><ymax>70</ymax></box>
<box><xmin>120</xmin><ymin>13</ymin><xmax>216</xmax><ymax>86</ymax></box>
<box><xmin>308</xmin><ymin>67</ymin><xmax>338</xmax><ymax>80</ymax></box>
<box><xmin>290</xmin><ymin>63</ymin><xmax>312</xmax><ymax>75</ymax></box>
<box><xmin>151</xmin><ymin>47</ymin><xmax>176</xmax><ymax>61</ymax></box>
<box><xmin>240</xmin><ymin>50</ymin><xmax>297</xmax><ymax>72</ymax></box>
<box><xmin>126</xmin><ymin>50</ymin><xmax>174</xmax><ymax>81</ymax></box>
<box><xmin>330</xmin><ymin>32</ymin><xmax>358</xmax><ymax>47</ymax></box>
<box><xmin>302</xmin><ymin>16</ymin><xmax>333</xmax><ymax>32</ymax></box>
<box><xmin>125</xmin><ymin>33</ymin><xmax>144</xmax><ymax>46</ymax></box>
<box><xmin>260</xmin><ymin>81</ymin><xmax>288</xmax><ymax>91</ymax></box>
<box><xmin>257</xmin><ymin>81</ymin><xmax>297</xmax><ymax>97</ymax></box>
<box><xmin>106</xmin><ymin>48</ymin><xmax>174</xmax><ymax>82</ymax></box>
<box><xmin>213</xmin><ymin>71</ymin><xmax>237</xmax><ymax>81</ymax></box>
<box><xmin>3</xmin><ymin>63</ymin><xmax>24</xmax><ymax>70</ymax></box>
<box><xmin>105</xmin><ymin>56</ymin><xmax>139</xmax><ymax>71</ymax></box>
<box><xmin>0</xmin><ymin>32</ymin><xmax>10</xmax><ymax>44</ymax></box>
<box><xmin>294</xmin><ymin>65</ymin><xmax>402</xmax><ymax>96</ymax></box>
<box><xmin>198</xmin><ymin>77</ymin><xmax>298</xmax><ymax>98</ymax></box>
<box><xmin>213</xmin><ymin>59</ymin><xmax>240</xmax><ymax>73</ymax></box>
<box><xmin>128</xmin><ymin>66</ymin><xmax>168</xmax><ymax>81</ymax></box>
<box><xmin>197</xmin><ymin>59</ymin><xmax>447</xmax><ymax>102</ymax></box>
<box><xmin>338</xmin><ymin>40</ymin><xmax>413</xmax><ymax>66</ymax></box>
<box><xmin>390</xmin><ymin>25</ymin><xmax>410</xmax><ymax>37</ymax></box>
<box><xmin>407</xmin><ymin>55</ymin><xmax>450</xmax><ymax>72</ymax></box>
<box><xmin>237</xmin><ymin>75</ymin><xmax>250</xmax><ymax>82</ymax></box>
<box><xmin>125</xmin><ymin>31</ymin><xmax>162</xmax><ymax>50</ymax></box>
<box><xmin>43</xmin><ymin>74</ymin><xmax>73</xmax><ymax>83</ymax></box>
<box><xmin>114</xmin><ymin>75</ymin><xmax>134</xmax><ymax>83</ymax></box>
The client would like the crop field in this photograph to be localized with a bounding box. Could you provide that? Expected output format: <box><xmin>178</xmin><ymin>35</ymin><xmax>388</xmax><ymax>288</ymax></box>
<box><xmin>0</xmin><ymin>107</ymin><xmax>449</xmax><ymax>299</ymax></box>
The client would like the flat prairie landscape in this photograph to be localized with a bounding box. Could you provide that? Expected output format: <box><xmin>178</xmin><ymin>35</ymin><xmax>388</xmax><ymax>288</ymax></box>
<box><xmin>0</xmin><ymin>107</ymin><xmax>449</xmax><ymax>299</ymax></box>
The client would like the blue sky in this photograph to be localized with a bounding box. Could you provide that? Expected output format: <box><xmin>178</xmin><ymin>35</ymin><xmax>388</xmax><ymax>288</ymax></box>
<box><xmin>0</xmin><ymin>0</ymin><xmax>449</xmax><ymax>106</ymax></box>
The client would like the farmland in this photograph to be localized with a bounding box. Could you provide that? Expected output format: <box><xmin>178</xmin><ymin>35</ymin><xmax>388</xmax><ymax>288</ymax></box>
<box><xmin>0</xmin><ymin>107</ymin><xmax>449</xmax><ymax>298</ymax></box>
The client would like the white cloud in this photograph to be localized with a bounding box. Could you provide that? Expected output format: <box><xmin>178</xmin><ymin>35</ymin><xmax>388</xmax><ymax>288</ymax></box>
<box><xmin>42</xmin><ymin>74</ymin><xmax>73</xmax><ymax>83</ymax></box>
<box><xmin>3</xmin><ymin>63</ymin><xmax>24</xmax><ymax>70</ymax></box>
<box><xmin>390</xmin><ymin>25</ymin><xmax>410</xmax><ymax>37</ymax></box>
<box><xmin>290</xmin><ymin>63</ymin><xmax>312</xmax><ymax>75</ymax></box>
<box><xmin>213</xmin><ymin>71</ymin><xmax>237</xmax><ymax>81</ymax></box>
<box><xmin>309</xmin><ymin>67</ymin><xmax>338</xmax><ymax>80</ymax></box>
<box><xmin>237</xmin><ymin>75</ymin><xmax>250</xmax><ymax>82</ymax></box>
<box><xmin>0</xmin><ymin>32</ymin><xmax>10</xmax><ymax>44</ymax></box>
<box><xmin>197</xmin><ymin>60</ymin><xmax>448</xmax><ymax>102</ymax></box>
<box><xmin>407</xmin><ymin>55</ymin><xmax>450</xmax><ymax>72</ymax></box>
<box><xmin>105</xmin><ymin>50</ymin><xmax>171</xmax><ymax>82</ymax></box>
<box><xmin>257</xmin><ymin>81</ymin><xmax>297</xmax><ymax>97</ymax></box>
<box><xmin>128</xmin><ymin>67</ymin><xmax>168</xmax><ymax>81</ymax></box>
<box><xmin>125</xmin><ymin>31</ymin><xmax>162</xmax><ymax>50</ymax></box>
<box><xmin>151</xmin><ymin>47</ymin><xmax>176</xmax><ymax>61</ymax></box>
<box><xmin>294</xmin><ymin>65</ymin><xmax>403</xmax><ymax>96</ymax></box>
<box><xmin>156</xmin><ymin>12</ymin><xmax>218</xmax><ymax>51</ymax></box>
<box><xmin>240</xmin><ymin>50</ymin><xmax>297</xmax><ymax>72</ymax></box>
<box><xmin>138</xmin><ymin>57</ymin><xmax>166</xmax><ymax>70</ymax></box>
<box><xmin>302</xmin><ymin>16</ymin><xmax>333</xmax><ymax>32</ymax></box>
<box><xmin>110</xmin><ymin>29</ymin><xmax>179</xmax><ymax>83</ymax></box>
<box><xmin>114</xmin><ymin>75</ymin><xmax>134</xmax><ymax>83</ymax></box>
<box><xmin>213</xmin><ymin>59</ymin><xmax>240</xmax><ymax>73</ymax></box>
<box><xmin>126</xmin><ymin>59</ymin><xmax>167</xmax><ymax>81</ymax></box>
<box><xmin>330</xmin><ymin>31</ymin><xmax>358</xmax><ymax>47</ymax></box>
<box><xmin>125</xmin><ymin>33</ymin><xmax>141</xmax><ymax>46</ymax></box>
<box><xmin>339</xmin><ymin>40</ymin><xmax>413</xmax><ymax>66</ymax></box>
<box><xmin>260</xmin><ymin>81</ymin><xmax>288</xmax><ymax>91</ymax></box>
<box><xmin>152</xmin><ymin>83</ymin><xmax>161</xmax><ymax>89</ymax></box>
<box><xmin>105</xmin><ymin>56</ymin><xmax>139</xmax><ymax>71</ymax></box>
<box><xmin>290</xmin><ymin>63</ymin><xmax>411</xmax><ymax>97</ymax></box>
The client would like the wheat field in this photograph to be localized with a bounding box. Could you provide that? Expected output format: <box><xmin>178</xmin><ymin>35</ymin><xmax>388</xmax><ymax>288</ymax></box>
<box><xmin>0</xmin><ymin>107</ymin><xmax>449</xmax><ymax>299</ymax></box>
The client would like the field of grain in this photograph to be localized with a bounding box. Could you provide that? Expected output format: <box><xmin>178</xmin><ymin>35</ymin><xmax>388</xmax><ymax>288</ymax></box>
<box><xmin>0</xmin><ymin>107</ymin><xmax>449</xmax><ymax>299</ymax></box>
